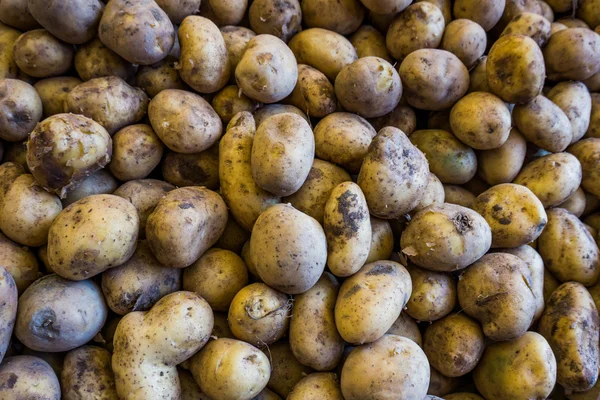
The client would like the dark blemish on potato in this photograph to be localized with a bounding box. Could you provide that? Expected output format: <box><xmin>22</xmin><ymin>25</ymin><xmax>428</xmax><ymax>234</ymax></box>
<box><xmin>344</xmin><ymin>284</ymin><xmax>362</xmax><ymax>298</ymax></box>
<box><xmin>0</xmin><ymin>373</ymin><xmax>17</xmax><ymax>389</ymax></box>
<box><xmin>178</xmin><ymin>203</ymin><xmax>194</xmax><ymax>210</ymax></box>
<box><xmin>365</xmin><ymin>264</ymin><xmax>394</xmax><ymax>276</ymax></box>
<box><xmin>76</xmin><ymin>358</ymin><xmax>87</xmax><ymax>379</ymax></box>
<box><xmin>451</xmin><ymin>213</ymin><xmax>474</xmax><ymax>235</ymax></box>
<box><xmin>30</xmin><ymin>307</ymin><xmax>60</xmax><ymax>341</ymax></box>
<box><xmin>492</xmin><ymin>204</ymin><xmax>503</xmax><ymax>212</ymax></box>
<box><xmin>498</xmin><ymin>217</ymin><xmax>512</xmax><ymax>225</ymax></box>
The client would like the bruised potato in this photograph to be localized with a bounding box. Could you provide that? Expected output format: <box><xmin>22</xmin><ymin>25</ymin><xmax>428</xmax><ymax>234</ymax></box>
<box><xmin>286</xmin><ymin>64</ymin><xmax>336</xmax><ymax>118</ymax></box>
<box><xmin>13</xmin><ymin>29</ymin><xmax>73</xmax><ymax>78</ymax></box>
<box><xmin>0</xmin><ymin>356</ymin><xmax>60</xmax><ymax>399</ymax></box>
<box><xmin>0</xmin><ymin>78</ymin><xmax>43</xmax><ymax>142</ymax></box>
<box><xmin>61</xmin><ymin>346</ymin><xmax>117</xmax><ymax>400</ymax></box>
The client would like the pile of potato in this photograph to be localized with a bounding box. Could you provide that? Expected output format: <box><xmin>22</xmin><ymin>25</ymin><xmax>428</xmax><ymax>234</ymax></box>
<box><xmin>1</xmin><ymin>0</ymin><xmax>600</xmax><ymax>399</ymax></box>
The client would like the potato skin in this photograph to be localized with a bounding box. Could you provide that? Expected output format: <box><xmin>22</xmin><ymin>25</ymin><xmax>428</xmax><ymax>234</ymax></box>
<box><xmin>33</xmin><ymin>77</ymin><xmax>82</xmax><ymax>118</ymax></box>
<box><xmin>0</xmin><ymin>267</ymin><xmax>17</xmax><ymax>363</ymax></box>
<box><xmin>13</xmin><ymin>29</ymin><xmax>73</xmax><ymax>78</ymax></box>
<box><xmin>0</xmin><ymin>0</ymin><xmax>39</xmax><ymax>31</ymax></box>
<box><xmin>249</xmin><ymin>0</ymin><xmax>302</xmax><ymax>43</ymax></box>
<box><xmin>386</xmin><ymin>312</ymin><xmax>422</xmax><ymax>347</ymax></box>
<box><xmin>474</xmin><ymin>332</ymin><xmax>556</xmax><ymax>400</ymax></box>
<box><xmin>366</xmin><ymin>217</ymin><xmax>394</xmax><ymax>264</ymax></box>
<box><xmin>549</xmin><ymin>81</ymin><xmax>592</xmax><ymax>144</ymax></box>
<box><xmin>286</xmin><ymin>64</ymin><xmax>336</xmax><ymax>118</ymax></box>
<box><xmin>266</xmin><ymin>341</ymin><xmax>313</xmax><ymax>397</ymax></box>
<box><xmin>212</xmin><ymin>85</ymin><xmax>260</xmax><ymax>123</ymax></box>
<box><xmin>290</xmin><ymin>273</ymin><xmax>345</xmax><ymax>371</ymax></box>
<box><xmin>15</xmin><ymin>274</ymin><xmax>108</xmax><ymax>352</ymax></box>
<box><xmin>155</xmin><ymin>0</ymin><xmax>201</xmax><ymax>24</ymax></box>
<box><xmin>0</xmin><ymin>231</ymin><xmax>39</xmax><ymax>294</ymax></box>
<box><xmin>0</xmin><ymin>356</ymin><xmax>60</xmax><ymax>399</ymax></box>
<box><xmin>568</xmin><ymin>138</ymin><xmax>600</xmax><ymax>198</ymax></box>
<box><xmin>61</xmin><ymin>346</ymin><xmax>117</xmax><ymax>400</ymax></box>
<box><xmin>335</xmin><ymin>261</ymin><xmax>412</xmax><ymax>344</ymax></box>
<box><xmin>539</xmin><ymin>282</ymin><xmax>599</xmax><ymax>392</ymax></box>
<box><xmin>288</xmin><ymin>373</ymin><xmax>344</xmax><ymax>400</ymax></box>
<box><xmin>357</xmin><ymin>127</ymin><xmax>429</xmax><ymax>218</ymax></box>
<box><xmin>405</xmin><ymin>266</ymin><xmax>456</xmax><ymax>322</ymax></box>
<box><xmin>302</xmin><ymin>0</ymin><xmax>364</xmax><ymax>35</ymax></box>
<box><xmin>99</xmin><ymin>0</ymin><xmax>174</xmax><ymax>65</ymax></box>
<box><xmin>0</xmin><ymin>78</ymin><xmax>42</xmax><ymax>142</ymax></box>
<box><xmin>220</xmin><ymin>26</ymin><xmax>256</xmax><ymax>72</ymax></box>
<box><xmin>442</xmin><ymin>19</ymin><xmax>487</xmax><ymax>69</ymax></box>
<box><xmin>341</xmin><ymin>335</ymin><xmax>430</xmax><ymax>400</ymax></box>
<box><xmin>109</xmin><ymin>124</ymin><xmax>164</xmax><ymax>181</ymax></box>
<box><xmin>163</xmin><ymin>147</ymin><xmax>222</xmax><ymax>189</ymax></box>
<box><xmin>0</xmin><ymin>24</ymin><xmax>21</xmax><ymax>79</ymax></box>
<box><xmin>135</xmin><ymin>56</ymin><xmax>188</xmax><ymax>98</ymax></box>
<box><xmin>74</xmin><ymin>38</ymin><xmax>137</xmax><ymax>82</ymax></box>
<box><xmin>443</xmin><ymin>185</ymin><xmax>476</xmax><ymax>208</ymax></box>
<box><xmin>58</xmin><ymin>168</ymin><xmax>118</xmax><ymax>206</ymax></box>
<box><xmin>587</xmin><ymin>93</ymin><xmax>600</xmax><ymax>138</ymax></box>
<box><xmin>453</xmin><ymin>0</ymin><xmax>504</xmax><ymax>30</ymax></box>
<box><xmin>544</xmin><ymin>28</ymin><xmax>600</xmax><ymax>81</ymax></box>
<box><xmin>146</xmin><ymin>187</ymin><xmax>228</xmax><ymax>268</ymax></box>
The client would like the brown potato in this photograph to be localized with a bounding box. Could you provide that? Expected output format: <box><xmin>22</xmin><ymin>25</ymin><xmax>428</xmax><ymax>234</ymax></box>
<box><xmin>249</xmin><ymin>0</ymin><xmax>302</xmax><ymax>42</ymax></box>
<box><xmin>441</xmin><ymin>19</ymin><xmax>487</xmax><ymax>69</ymax></box>
<box><xmin>135</xmin><ymin>56</ymin><xmax>188</xmax><ymax>98</ymax></box>
<box><xmin>108</xmin><ymin>124</ymin><xmax>164</xmax><ymax>181</ymax></box>
<box><xmin>0</xmin><ymin>231</ymin><xmax>40</xmax><ymax>294</ymax></box>
<box><xmin>265</xmin><ymin>341</ymin><xmax>313</xmax><ymax>397</ymax></box>
<box><xmin>33</xmin><ymin>76</ymin><xmax>82</xmax><ymax>118</ymax></box>
<box><xmin>13</xmin><ymin>29</ymin><xmax>73</xmax><ymax>78</ymax></box>
<box><xmin>587</xmin><ymin>93</ymin><xmax>600</xmax><ymax>138</ymax></box>
<box><xmin>253</xmin><ymin>104</ymin><xmax>309</xmax><ymax>127</ymax></box>
<box><xmin>286</xmin><ymin>64</ymin><xmax>336</xmax><ymax>118</ymax></box>
<box><xmin>428</xmin><ymin>368</ymin><xmax>460</xmax><ymax>397</ymax></box>
<box><xmin>215</xmin><ymin>216</ymin><xmax>250</xmax><ymax>254</ymax></box>
<box><xmin>443</xmin><ymin>185</ymin><xmax>476</xmax><ymax>208</ymax></box>
<box><xmin>74</xmin><ymin>38</ymin><xmax>137</xmax><ymax>82</ymax></box>
<box><xmin>61</xmin><ymin>346</ymin><xmax>117</xmax><ymax>400</ymax></box>
<box><xmin>0</xmin><ymin>78</ymin><xmax>42</xmax><ymax>141</ymax></box>
<box><xmin>0</xmin><ymin>23</ymin><xmax>21</xmax><ymax>79</ymax></box>
<box><xmin>302</xmin><ymin>0</ymin><xmax>364</xmax><ymax>35</ymax></box>
<box><xmin>360</xmin><ymin>0</ymin><xmax>410</xmax><ymax>14</ymax></box>
<box><xmin>162</xmin><ymin>147</ymin><xmax>220</xmax><ymax>189</ymax></box>
<box><xmin>543</xmin><ymin>28</ymin><xmax>600</xmax><ymax>81</ymax></box>
<box><xmin>212</xmin><ymin>85</ymin><xmax>260</xmax><ymax>123</ymax></box>
<box><xmin>557</xmin><ymin>186</ymin><xmax>587</xmax><ymax>217</ymax></box>
<box><xmin>548</xmin><ymin>81</ymin><xmax>592</xmax><ymax>144</ymax></box>
<box><xmin>453</xmin><ymin>0</ymin><xmax>504</xmax><ymax>30</ymax></box>
<box><xmin>577</xmin><ymin>0</ymin><xmax>600</xmax><ymax>29</ymax></box>
<box><xmin>0</xmin><ymin>0</ymin><xmax>39</xmax><ymax>31</ymax></box>
<box><xmin>405</xmin><ymin>265</ymin><xmax>456</xmax><ymax>322</ymax></box>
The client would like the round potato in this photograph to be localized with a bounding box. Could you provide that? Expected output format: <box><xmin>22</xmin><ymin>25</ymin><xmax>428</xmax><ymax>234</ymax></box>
<box><xmin>0</xmin><ymin>78</ymin><xmax>42</xmax><ymax>142</ymax></box>
<box><xmin>302</xmin><ymin>0</ymin><xmax>364</xmax><ymax>35</ymax></box>
<box><xmin>568</xmin><ymin>138</ymin><xmax>600</xmax><ymax>198</ymax></box>
<box><xmin>212</xmin><ymin>85</ymin><xmax>260</xmax><ymax>123</ymax></box>
<box><xmin>0</xmin><ymin>356</ymin><xmax>60</xmax><ymax>399</ymax></box>
<box><xmin>135</xmin><ymin>56</ymin><xmax>188</xmax><ymax>98</ymax></box>
<box><xmin>543</xmin><ymin>28</ymin><xmax>600</xmax><ymax>81</ymax></box>
<box><xmin>0</xmin><ymin>231</ymin><xmax>40</xmax><ymax>294</ymax></box>
<box><xmin>74</xmin><ymin>38</ymin><xmax>137</xmax><ymax>82</ymax></box>
<box><xmin>286</xmin><ymin>64</ymin><xmax>336</xmax><ymax>118</ymax></box>
<box><xmin>443</xmin><ymin>184</ymin><xmax>476</xmax><ymax>208</ymax></box>
<box><xmin>288</xmin><ymin>373</ymin><xmax>344</xmax><ymax>400</ymax></box>
<box><xmin>441</xmin><ymin>19</ymin><xmax>487</xmax><ymax>68</ymax></box>
<box><xmin>62</xmin><ymin>169</ymin><xmax>118</xmax><ymax>207</ymax></box>
<box><xmin>249</xmin><ymin>0</ymin><xmax>302</xmax><ymax>43</ymax></box>
<box><xmin>548</xmin><ymin>81</ymin><xmax>592</xmax><ymax>144</ymax></box>
<box><xmin>162</xmin><ymin>147</ymin><xmax>219</xmax><ymax>189</ymax></box>
<box><xmin>405</xmin><ymin>265</ymin><xmax>456</xmax><ymax>322</ymax></box>
<box><xmin>61</xmin><ymin>346</ymin><xmax>117</xmax><ymax>400</ymax></box>
<box><xmin>453</xmin><ymin>0</ymin><xmax>505</xmax><ymax>30</ymax></box>
<box><xmin>369</xmin><ymin>103</ymin><xmax>417</xmax><ymax>135</ymax></box>
<box><xmin>502</xmin><ymin>12</ymin><xmax>551</xmax><ymax>47</ymax></box>
<box><xmin>33</xmin><ymin>76</ymin><xmax>82</xmax><ymax>118</ymax></box>
<box><xmin>108</xmin><ymin>124</ymin><xmax>164</xmax><ymax>181</ymax></box>
<box><xmin>13</xmin><ymin>29</ymin><xmax>73</xmax><ymax>78</ymax></box>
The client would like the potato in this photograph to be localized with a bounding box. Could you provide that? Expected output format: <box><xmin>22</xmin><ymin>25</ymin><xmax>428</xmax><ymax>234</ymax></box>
<box><xmin>412</xmin><ymin>173</ymin><xmax>445</xmax><ymax>213</ymax></box>
<box><xmin>450</xmin><ymin>92</ymin><xmax>511</xmax><ymax>150</ymax></box>
<box><xmin>468</xmin><ymin>56</ymin><xmax>490</xmax><ymax>93</ymax></box>
<box><xmin>369</xmin><ymin>103</ymin><xmax>417</xmax><ymax>136</ymax></box>
<box><xmin>15</xmin><ymin>274</ymin><xmax>107</xmax><ymax>352</ymax></box>
<box><xmin>26</xmin><ymin>113</ymin><xmax>112</xmax><ymax>197</ymax></box>
<box><xmin>266</xmin><ymin>341</ymin><xmax>313</xmax><ymax>397</ymax></box>
<box><xmin>548</xmin><ymin>81</ymin><xmax>592</xmax><ymax>144</ymax></box>
<box><xmin>135</xmin><ymin>56</ymin><xmax>188</xmax><ymax>98</ymax></box>
<box><xmin>101</xmin><ymin>241</ymin><xmax>182</xmax><ymax>315</ymax></box>
<box><xmin>386</xmin><ymin>312</ymin><xmax>422</xmax><ymax>347</ymax></box>
<box><xmin>288</xmin><ymin>373</ymin><xmax>344</xmax><ymax>400</ymax></box>
<box><xmin>202</xmin><ymin>0</ymin><xmax>247</xmax><ymax>26</ymax></box>
<box><xmin>113</xmin><ymin>292</ymin><xmax>214</xmax><ymax>399</ymax></box>
<box><xmin>0</xmin><ymin>174</ymin><xmax>61</xmax><ymax>247</ymax></box>
<box><xmin>179</xmin><ymin>368</ymin><xmax>211</xmax><ymax>400</ymax></box>
<box><xmin>215</xmin><ymin>216</ymin><xmax>250</xmax><ymax>253</ymax></box>
<box><xmin>28</xmin><ymin>0</ymin><xmax>103</xmax><ymax>44</ymax></box>
<box><xmin>411</xmin><ymin>130</ymin><xmax>477</xmax><ymax>185</ymax></box>
<box><xmin>155</xmin><ymin>0</ymin><xmax>201</xmax><ymax>24</ymax></box>
<box><xmin>0</xmin><ymin>0</ymin><xmax>39</xmax><ymax>31</ymax></box>
<box><xmin>487</xmin><ymin>34</ymin><xmax>545</xmax><ymax>104</ymax></box>
<box><xmin>551</xmin><ymin>21</ymin><xmax>568</xmax><ymax>34</ymax></box>
<box><xmin>453</xmin><ymin>0</ymin><xmax>504</xmax><ymax>30</ymax></box>
<box><xmin>314</xmin><ymin>112</ymin><xmax>376</xmax><ymax>173</ymax></box>
<box><xmin>543</xmin><ymin>28</ymin><xmax>600</xmax><ymax>81</ymax></box>
<box><xmin>254</xmin><ymin>104</ymin><xmax>308</xmax><ymax>127</ymax></box>
<box><xmin>0</xmin><ymin>23</ymin><xmax>21</xmax><ymax>79</ymax></box>
<box><xmin>341</xmin><ymin>335</ymin><xmax>430</xmax><ymax>400</ymax></box>
<box><xmin>212</xmin><ymin>85</ymin><xmax>260</xmax><ymax>123</ymax></box>
<box><xmin>405</xmin><ymin>265</ymin><xmax>456</xmax><ymax>322</ymax></box>
<box><xmin>74</xmin><ymin>38</ymin><xmax>137</xmax><ymax>82</ymax></box>
<box><xmin>99</xmin><ymin>0</ymin><xmax>174</xmax><ymax>65</ymax></box>
<box><xmin>502</xmin><ymin>12</ymin><xmax>551</xmax><ymax>47</ymax></box>
<box><xmin>443</xmin><ymin>185</ymin><xmax>476</xmax><ymax>208</ymax></box>
<box><xmin>441</xmin><ymin>19</ymin><xmax>487</xmax><ymax>69</ymax></box>
<box><xmin>365</xmin><ymin>217</ymin><xmax>394</xmax><ymax>264</ymax></box>
<box><xmin>0</xmin><ymin>231</ymin><xmax>39</xmax><ymax>294</ymax></box>
<box><xmin>577</xmin><ymin>0</ymin><xmax>600</xmax><ymax>29</ymax></box>
<box><xmin>251</xmin><ymin>113</ymin><xmax>314</xmax><ymax>196</ymax></box>
<box><xmin>108</xmin><ymin>124</ymin><xmax>164</xmax><ymax>181</ymax></box>
<box><xmin>539</xmin><ymin>282</ymin><xmax>599</xmax><ymax>392</ymax></box>
<box><xmin>190</xmin><ymin>338</ymin><xmax>270</xmax><ymax>400</ymax></box>
<box><xmin>249</xmin><ymin>0</ymin><xmax>302</xmax><ymax>42</ymax></box>
<box><xmin>568</xmin><ymin>139</ymin><xmax>600</xmax><ymax>200</ymax></box>
<box><xmin>146</xmin><ymin>187</ymin><xmax>228</xmax><ymax>268</ymax></box>
<box><xmin>335</xmin><ymin>57</ymin><xmax>401</xmax><ymax>118</ymax></box>
<box><xmin>285</xmin><ymin>159</ymin><xmax>351</xmax><ymax>224</ymax></box>
<box><xmin>302</xmin><ymin>0</ymin><xmax>364</xmax><ymax>35</ymax></box>
<box><xmin>183</xmin><ymin>248</ymin><xmax>248</xmax><ymax>312</ymax></box>
<box><xmin>474</xmin><ymin>332</ymin><xmax>556</xmax><ymax>400</ymax></box>
<box><xmin>64</xmin><ymin>171</ymin><xmax>125</xmax><ymax>209</ymax></box>
<box><xmin>179</xmin><ymin>16</ymin><xmax>230</xmax><ymax>94</ymax></box>
<box><xmin>478</xmin><ymin>129</ymin><xmax>526</xmax><ymax>185</ymax></box>
<box><xmin>423</xmin><ymin>314</ymin><xmax>485</xmax><ymax>377</ymax></box>
<box><xmin>457</xmin><ymin>253</ymin><xmax>537</xmax><ymax>341</ymax></box>
<box><xmin>335</xmin><ymin>261</ymin><xmax>411</xmax><ymax>344</ymax></box>
<box><xmin>33</xmin><ymin>76</ymin><xmax>81</xmax><ymax>118</ymax></box>
<box><xmin>0</xmin><ymin>267</ymin><xmax>16</xmax><ymax>363</ymax></box>
<box><xmin>513</xmin><ymin>152</ymin><xmax>582</xmax><ymax>208</ymax></box>
<box><xmin>428</xmin><ymin>368</ymin><xmax>460</xmax><ymax>398</ymax></box>
<box><xmin>66</xmin><ymin>76</ymin><xmax>148</xmax><ymax>135</ymax></box>
<box><xmin>358</xmin><ymin>127</ymin><xmax>429</xmax><ymax>218</ymax></box>
<box><xmin>0</xmin><ymin>356</ymin><xmax>60</xmax><ymax>399</ymax></box>
<box><xmin>386</xmin><ymin>3</ymin><xmax>445</xmax><ymax>61</ymax></box>
<box><xmin>210</xmin><ymin>312</ymin><xmax>235</xmax><ymax>340</ymax></box>
<box><xmin>0</xmin><ymin>78</ymin><xmax>42</xmax><ymax>141</ymax></box>
<box><xmin>288</xmin><ymin>28</ymin><xmax>358</xmax><ymax>81</ymax></box>
<box><xmin>220</xmin><ymin>26</ymin><xmax>256</xmax><ymax>72</ymax></box>
<box><xmin>61</xmin><ymin>346</ymin><xmax>117</xmax><ymax>400</ymax></box>
<box><xmin>501</xmin><ymin>0</ymin><xmax>543</xmax><ymax>27</ymax></box>
<box><xmin>12</xmin><ymin>29</ymin><xmax>73</xmax><ymax>78</ymax></box>
<box><xmin>399</xmin><ymin>49</ymin><xmax>469</xmax><ymax>111</ymax></box>
<box><xmin>162</xmin><ymin>147</ymin><xmax>219</xmax><ymax>189</ymax></box>
<box><xmin>557</xmin><ymin>187</ymin><xmax>587</xmax><ymax>217</ymax></box>
<box><xmin>588</xmin><ymin>93</ymin><xmax>600</xmax><ymax>138</ymax></box>
<box><xmin>148</xmin><ymin>89</ymin><xmax>222</xmax><ymax>153</ymax></box>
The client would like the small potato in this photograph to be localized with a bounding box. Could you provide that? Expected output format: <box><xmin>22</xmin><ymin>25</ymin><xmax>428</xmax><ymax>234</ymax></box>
<box><xmin>551</xmin><ymin>21</ymin><xmax>568</xmax><ymax>34</ymax></box>
<box><xmin>399</xmin><ymin>49</ymin><xmax>469</xmax><ymax>111</ymax></box>
<box><xmin>61</xmin><ymin>346</ymin><xmax>117</xmax><ymax>400</ymax></box>
<box><xmin>0</xmin><ymin>356</ymin><xmax>60</xmax><ymax>399</ymax></box>
<box><xmin>334</xmin><ymin>56</ymin><xmax>402</xmax><ymax>118</ymax></box>
<box><xmin>474</xmin><ymin>332</ymin><xmax>557</xmax><ymax>400</ymax></box>
<box><xmin>539</xmin><ymin>282</ymin><xmax>599</xmax><ymax>392</ymax></box>
<box><xmin>66</xmin><ymin>76</ymin><xmax>148</xmax><ymax>135</ymax></box>
<box><xmin>358</xmin><ymin>127</ymin><xmax>429</xmax><ymax>218</ymax></box>
<box><xmin>33</xmin><ymin>76</ymin><xmax>82</xmax><ymax>118</ymax></box>
<box><xmin>99</xmin><ymin>0</ymin><xmax>175</xmax><ymax>65</ymax></box>
<box><xmin>26</xmin><ymin>113</ymin><xmax>112</xmax><ymax>197</ymax></box>
<box><xmin>146</xmin><ymin>187</ymin><xmax>228</xmax><ymax>268</ymax></box>
<box><xmin>386</xmin><ymin>2</ymin><xmax>444</xmax><ymax>61</ymax></box>
<box><xmin>286</xmin><ymin>64</ymin><xmax>336</xmax><ymax>118</ymax></box>
<box><xmin>190</xmin><ymin>338</ymin><xmax>270</xmax><ymax>400</ymax></box>
<box><xmin>0</xmin><ymin>24</ymin><xmax>21</xmax><ymax>79</ymax></box>
<box><xmin>302</xmin><ymin>0</ymin><xmax>364</xmax><ymax>35</ymax></box>
<box><xmin>513</xmin><ymin>95</ymin><xmax>572</xmax><ymax>152</ymax></box>
<box><xmin>212</xmin><ymin>85</ymin><xmax>260</xmax><ymax>123</ymax></box>
<box><xmin>62</xmin><ymin>169</ymin><xmax>118</xmax><ymax>207</ymax></box>
<box><xmin>74</xmin><ymin>38</ymin><xmax>137</xmax><ymax>82</ymax></box>
<box><xmin>288</xmin><ymin>28</ymin><xmax>358</xmax><ymax>81</ymax></box>
<box><xmin>473</xmin><ymin>184</ymin><xmax>547</xmax><ymax>248</ymax></box>
<box><xmin>428</xmin><ymin>368</ymin><xmax>460</xmax><ymax>398</ymax></box>
<box><xmin>0</xmin><ymin>0</ymin><xmax>39</xmax><ymax>31</ymax></box>
<box><xmin>148</xmin><ymin>89</ymin><xmax>222</xmax><ymax>153</ymax></box>
<box><xmin>405</xmin><ymin>265</ymin><xmax>456</xmax><ymax>322</ymax></box>
<box><xmin>285</xmin><ymin>159</ymin><xmax>351</xmax><ymax>224</ymax></box>
<box><xmin>401</xmin><ymin>203</ymin><xmax>492</xmax><ymax>271</ymax></box>
<box><xmin>253</xmin><ymin>104</ymin><xmax>309</xmax><ymax>127</ymax></box>
<box><xmin>135</xmin><ymin>56</ymin><xmax>188</xmax><ymax>98</ymax></box>
<box><xmin>15</xmin><ymin>274</ymin><xmax>107</xmax><ymax>352</ymax></box>
<box><xmin>543</xmin><ymin>28</ymin><xmax>600</xmax><ymax>81</ymax></box>
<box><xmin>266</xmin><ymin>341</ymin><xmax>313</xmax><ymax>397</ymax></box>
<box><xmin>365</xmin><ymin>217</ymin><xmax>394</xmax><ymax>263</ymax></box>
<box><xmin>386</xmin><ymin>312</ymin><xmax>422</xmax><ymax>347</ymax></box>
<box><xmin>410</xmin><ymin>129</ymin><xmax>477</xmax><ymax>185</ymax></box>
<box><xmin>335</xmin><ymin>261</ymin><xmax>412</xmax><ymax>344</ymax></box>
<box><xmin>557</xmin><ymin>187</ymin><xmax>587</xmax><ymax>217</ymax></box>
<box><xmin>449</xmin><ymin>92</ymin><xmax>511</xmax><ymax>150</ymax></box>
<box><xmin>183</xmin><ymin>248</ymin><xmax>248</xmax><ymax>312</ymax></box>
<box><xmin>548</xmin><ymin>81</ymin><xmax>592</xmax><ymax>144</ymax></box>
<box><xmin>487</xmin><ymin>34</ymin><xmax>545</xmax><ymax>104</ymax></box>
<box><xmin>202</xmin><ymin>0</ymin><xmax>247</xmax><ymax>26</ymax></box>
<box><xmin>443</xmin><ymin>185</ymin><xmax>476</xmax><ymax>208</ymax></box>
<box><xmin>101</xmin><ymin>241</ymin><xmax>182</xmax><ymax>315</ymax></box>
<box><xmin>0</xmin><ymin>231</ymin><xmax>39</xmax><ymax>294</ymax></box>
<box><xmin>468</xmin><ymin>56</ymin><xmax>490</xmax><ymax>93</ymax></box>
<box><xmin>501</xmin><ymin>0</ymin><xmax>543</xmax><ymax>27</ymax></box>
<box><xmin>215</xmin><ymin>216</ymin><xmax>250</xmax><ymax>254</ymax></box>
<box><xmin>155</xmin><ymin>0</ymin><xmax>201</xmax><ymax>24</ymax></box>
<box><xmin>369</xmin><ymin>103</ymin><xmax>417</xmax><ymax>135</ymax></box>
<box><xmin>249</xmin><ymin>0</ymin><xmax>302</xmax><ymax>42</ymax></box>
<box><xmin>220</xmin><ymin>26</ymin><xmax>256</xmax><ymax>72</ymax></box>
<box><xmin>251</xmin><ymin>113</ymin><xmax>314</xmax><ymax>196</ymax></box>
<box><xmin>290</xmin><ymin>273</ymin><xmax>344</xmax><ymax>371</ymax></box>
<box><xmin>453</xmin><ymin>0</ymin><xmax>504</xmax><ymax>30</ymax></box>
<box><xmin>236</xmin><ymin>34</ymin><xmax>298</xmax><ymax>103</ymax></box>
<box><xmin>513</xmin><ymin>152</ymin><xmax>582</xmax><ymax>208</ymax></box>
<box><xmin>13</xmin><ymin>29</ymin><xmax>73</xmax><ymax>78</ymax></box>
<box><xmin>350</xmin><ymin>25</ymin><xmax>392</xmax><ymax>62</ymax></box>
<box><xmin>179</xmin><ymin>16</ymin><xmax>230</xmax><ymax>94</ymax></box>
<box><xmin>538</xmin><ymin>208</ymin><xmax>600</xmax><ymax>286</ymax></box>
<box><xmin>441</xmin><ymin>19</ymin><xmax>487</xmax><ymax>69</ymax></box>
<box><xmin>569</xmin><ymin>138</ymin><xmax>600</xmax><ymax>198</ymax></box>
<box><xmin>162</xmin><ymin>147</ymin><xmax>220</xmax><ymax>189</ymax></box>
<box><xmin>0</xmin><ymin>267</ymin><xmax>17</xmax><ymax>363</ymax></box>
<box><xmin>502</xmin><ymin>12</ymin><xmax>551</xmax><ymax>47</ymax></box>
<box><xmin>108</xmin><ymin>124</ymin><xmax>164</xmax><ymax>181</ymax></box>
<box><xmin>341</xmin><ymin>335</ymin><xmax>430</xmax><ymax>400</ymax></box>
<box><xmin>314</xmin><ymin>112</ymin><xmax>376</xmax><ymax>173</ymax></box>
<box><xmin>288</xmin><ymin>373</ymin><xmax>344</xmax><ymax>400</ymax></box>
<box><xmin>423</xmin><ymin>314</ymin><xmax>485</xmax><ymax>377</ymax></box>
<box><xmin>0</xmin><ymin>78</ymin><xmax>42</xmax><ymax>142</ymax></box>
<box><xmin>418</xmin><ymin>0</ymin><xmax>451</xmax><ymax>24</ymax></box>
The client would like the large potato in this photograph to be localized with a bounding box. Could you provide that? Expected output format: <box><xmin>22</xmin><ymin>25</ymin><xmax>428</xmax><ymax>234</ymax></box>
<box><xmin>335</xmin><ymin>261</ymin><xmax>411</xmax><ymax>344</ymax></box>
<box><xmin>0</xmin><ymin>267</ymin><xmax>17</xmax><ymax>363</ymax></box>
<box><xmin>13</xmin><ymin>29</ymin><xmax>73</xmax><ymax>78</ymax></box>
<box><xmin>405</xmin><ymin>265</ymin><xmax>456</xmax><ymax>322</ymax></box>
<box><xmin>0</xmin><ymin>78</ymin><xmax>42</xmax><ymax>142</ymax></box>
<box><xmin>33</xmin><ymin>77</ymin><xmax>82</xmax><ymax>118</ymax></box>
<box><xmin>548</xmin><ymin>81</ymin><xmax>592</xmax><ymax>144</ymax></box>
<box><xmin>477</xmin><ymin>128</ymin><xmax>526</xmax><ymax>184</ymax></box>
<box><xmin>453</xmin><ymin>0</ymin><xmax>504</xmax><ymax>30</ymax></box>
<box><xmin>249</xmin><ymin>0</ymin><xmax>302</xmax><ymax>42</ymax></box>
<box><xmin>61</xmin><ymin>346</ymin><xmax>117</xmax><ymax>400</ymax></box>
<box><xmin>0</xmin><ymin>356</ymin><xmax>60</xmax><ymax>399</ymax></box>
<box><xmin>358</xmin><ymin>127</ymin><xmax>429</xmax><ymax>218</ymax></box>
<box><xmin>568</xmin><ymin>138</ymin><xmax>600</xmax><ymax>198</ymax></box>
<box><xmin>74</xmin><ymin>38</ymin><xmax>137</xmax><ymax>82</ymax></box>
<box><xmin>543</xmin><ymin>28</ymin><xmax>600</xmax><ymax>81</ymax></box>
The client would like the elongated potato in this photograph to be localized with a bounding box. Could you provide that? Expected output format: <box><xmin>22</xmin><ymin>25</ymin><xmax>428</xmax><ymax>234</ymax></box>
<box><xmin>548</xmin><ymin>81</ymin><xmax>592</xmax><ymax>144</ymax></box>
<box><xmin>543</xmin><ymin>28</ymin><xmax>600</xmax><ymax>81</ymax></box>
<box><xmin>477</xmin><ymin>128</ymin><xmax>527</xmax><ymax>185</ymax></box>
